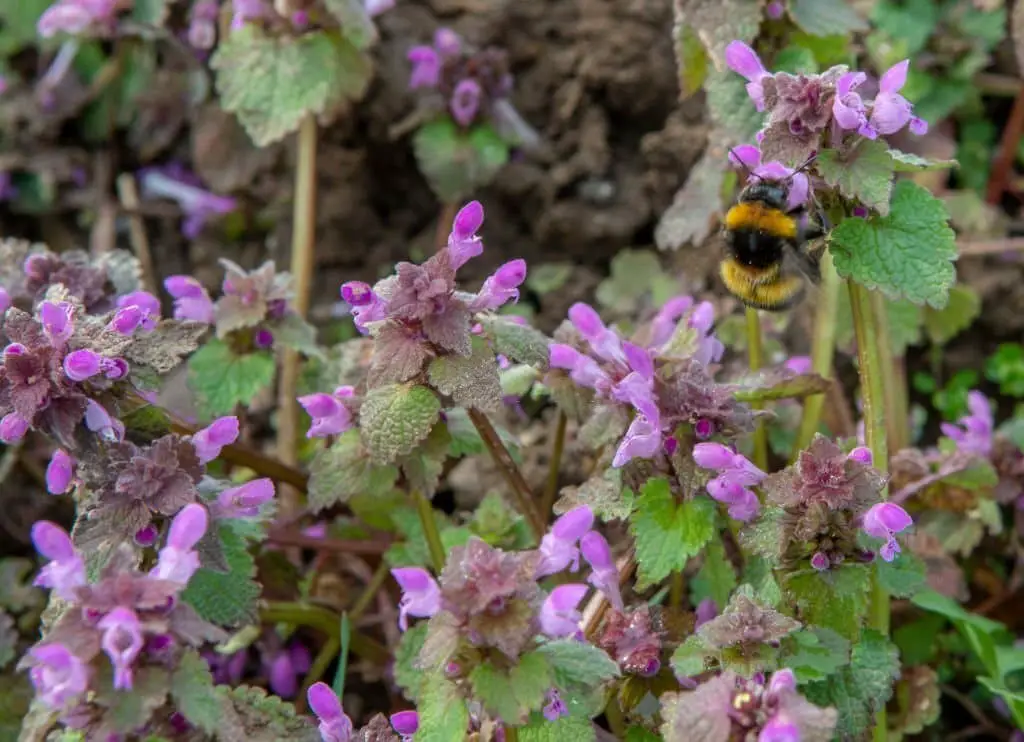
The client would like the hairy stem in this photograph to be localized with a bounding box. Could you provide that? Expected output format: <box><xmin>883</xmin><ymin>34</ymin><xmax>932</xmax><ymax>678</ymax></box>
<box><xmin>745</xmin><ymin>307</ymin><xmax>768</xmax><ymax>470</ymax></box>
<box><xmin>793</xmin><ymin>251</ymin><xmax>841</xmax><ymax>458</ymax></box>
<box><xmin>412</xmin><ymin>489</ymin><xmax>447</xmax><ymax>571</ymax></box>
<box><xmin>848</xmin><ymin>281</ymin><xmax>890</xmax><ymax>742</ymax></box>
<box><xmin>467</xmin><ymin>407</ymin><xmax>546</xmax><ymax>540</ymax></box>
<box><xmin>541</xmin><ymin>411</ymin><xmax>568</xmax><ymax>519</ymax></box>
<box><xmin>277</xmin><ymin>114</ymin><xmax>319</xmax><ymax>514</ymax></box>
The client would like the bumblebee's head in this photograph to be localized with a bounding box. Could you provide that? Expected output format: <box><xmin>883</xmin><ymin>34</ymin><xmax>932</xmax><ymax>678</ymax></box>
<box><xmin>738</xmin><ymin>179</ymin><xmax>790</xmax><ymax>211</ymax></box>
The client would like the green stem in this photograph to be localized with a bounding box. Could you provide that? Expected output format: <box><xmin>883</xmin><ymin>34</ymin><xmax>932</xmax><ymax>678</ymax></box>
<box><xmin>297</xmin><ymin>635</ymin><xmax>339</xmax><ymax>712</ymax></box>
<box><xmin>504</xmin><ymin>726</ymin><xmax>519</xmax><ymax>742</ymax></box>
<box><xmin>541</xmin><ymin>412</ymin><xmax>568</xmax><ymax>519</ymax></box>
<box><xmin>871</xmin><ymin>293</ymin><xmax>906</xmax><ymax>452</ymax></box>
<box><xmin>669</xmin><ymin>570</ymin><xmax>686</xmax><ymax>610</ymax></box>
<box><xmin>745</xmin><ymin>307</ymin><xmax>768</xmax><ymax>470</ymax></box>
<box><xmin>349</xmin><ymin>562</ymin><xmax>390</xmax><ymax>620</ymax></box>
<box><xmin>260</xmin><ymin>602</ymin><xmax>389</xmax><ymax>664</ymax></box>
<box><xmin>412</xmin><ymin>489</ymin><xmax>447</xmax><ymax>572</ymax></box>
<box><xmin>468</xmin><ymin>407</ymin><xmax>546</xmax><ymax>540</ymax></box>
<box><xmin>848</xmin><ymin>281</ymin><xmax>890</xmax><ymax>742</ymax></box>
<box><xmin>793</xmin><ymin>251</ymin><xmax>841</xmax><ymax>459</ymax></box>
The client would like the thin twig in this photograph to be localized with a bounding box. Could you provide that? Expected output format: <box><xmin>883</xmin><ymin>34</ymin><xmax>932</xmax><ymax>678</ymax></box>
<box><xmin>277</xmin><ymin>114</ymin><xmax>319</xmax><ymax>516</ymax></box>
<box><xmin>958</xmin><ymin>237</ymin><xmax>1024</xmax><ymax>256</ymax></box>
<box><xmin>986</xmin><ymin>82</ymin><xmax>1024</xmax><ymax>205</ymax></box>
<box><xmin>412</xmin><ymin>489</ymin><xmax>447</xmax><ymax>571</ymax></box>
<box><xmin>467</xmin><ymin>408</ymin><xmax>545</xmax><ymax>539</ymax></box>
<box><xmin>115</xmin><ymin>173</ymin><xmax>158</xmax><ymax>293</ymax></box>
<box><xmin>541</xmin><ymin>411</ymin><xmax>568</xmax><ymax>519</ymax></box>
<box><xmin>349</xmin><ymin>562</ymin><xmax>391</xmax><ymax>621</ymax></box>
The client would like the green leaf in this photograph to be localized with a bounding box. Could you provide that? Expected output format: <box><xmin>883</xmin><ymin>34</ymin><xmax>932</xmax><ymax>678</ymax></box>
<box><xmin>413</xmin><ymin>119</ymin><xmax>510</xmax><ymax>203</ymax></box>
<box><xmin>804</xmin><ymin>629</ymin><xmax>899</xmax><ymax>738</ymax></box>
<box><xmin>526</xmin><ymin>263</ymin><xmax>573</xmax><ymax>295</ymax></box>
<box><xmin>445</xmin><ymin>408</ymin><xmax>486</xmax><ymax>457</ymax></box>
<box><xmin>876</xmin><ymin>551</ymin><xmax>926</xmax><ymax>599</ymax></box>
<box><xmin>773</xmin><ymin>46</ymin><xmax>819</xmax><ymax>75</ymax></box>
<box><xmin>923</xmin><ymin>284</ymin><xmax>980</xmax><ymax>346</ymax></box>
<box><xmin>595</xmin><ymin>249</ymin><xmax>667</xmax><ymax>314</ymax></box>
<box><xmin>217</xmin><ymin>685</ymin><xmax>319</xmax><ymax>741</ymax></box>
<box><xmin>630</xmin><ymin>478</ymin><xmax>716</xmax><ymax>590</ymax></box>
<box><xmin>399</xmin><ymin>422</ymin><xmax>452</xmax><ymax>498</ymax></box>
<box><xmin>94</xmin><ymin>666</ymin><xmax>168</xmax><ymax>733</ymax></box>
<box><xmin>212</xmin><ymin>27</ymin><xmax>371</xmax><ymax>147</ymax></box>
<box><xmin>322</xmin><ymin>0</ymin><xmax>378</xmax><ymax>49</ymax></box>
<box><xmin>670</xmin><ymin>634</ymin><xmax>711</xmax><ymax>678</ymax></box>
<box><xmin>308</xmin><ymin>429</ymin><xmax>400</xmax><ymax>512</ymax></box>
<box><xmin>893</xmin><ymin>613</ymin><xmax>945</xmax><ymax>667</ymax></box>
<box><xmin>829</xmin><ymin>180</ymin><xmax>957</xmax><ymax>308</ymax></box>
<box><xmin>911</xmin><ymin>589</ymin><xmax>1011</xmax><ymax>675</ymax></box>
<box><xmin>889</xmin><ymin>149</ymin><xmax>958</xmax><ymax>173</ymax></box>
<box><xmin>986</xmin><ymin>343</ymin><xmax>1024</xmax><ymax>398</ymax></box>
<box><xmin>782</xmin><ymin>628</ymin><xmax>851</xmax><ymax>683</ymax></box>
<box><xmin>478</xmin><ymin>313</ymin><xmax>551</xmax><ymax>368</ymax></box>
<box><xmin>385</xmin><ymin>507</ymin><xmax>472</xmax><ymax>568</ymax></box>
<box><xmin>520</xmin><ymin>712</ymin><xmax>596</xmax><ymax>741</ymax></box>
<box><xmin>393</xmin><ymin>623</ymin><xmax>429</xmax><ymax>701</ymax></box>
<box><xmin>416</xmin><ymin>675</ymin><xmax>469</xmax><ymax>741</ymax></box>
<box><xmin>170</xmin><ymin>650</ymin><xmax>220</xmax><ymax>733</ymax></box>
<box><xmin>469</xmin><ymin>653</ymin><xmax>551</xmax><ymax>725</ymax></box>
<box><xmin>556</xmin><ymin>467</ymin><xmax>635</xmax><ymax>522</ymax></box>
<box><xmin>788</xmin><ymin>0</ymin><xmax>867</xmax><ymax>35</ymax></box>
<box><xmin>978</xmin><ymin>677</ymin><xmax>1024</xmax><ymax>730</ymax></box>
<box><xmin>537</xmin><ymin>639</ymin><xmax>620</xmax><ymax>704</ymax></box>
<box><xmin>870</xmin><ymin>0</ymin><xmax>940</xmax><ymax>55</ymax></box>
<box><xmin>730</xmin><ymin>370</ymin><xmax>831</xmax><ymax>402</ymax></box>
<box><xmin>428</xmin><ymin>336</ymin><xmax>502</xmax><ymax>411</ymax></box>
<box><xmin>784</xmin><ymin>565</ymin><xmax>870</xmax><ymax>640</ymax></box>
<box><xmin>187</xmin><ymin>339</ymin><xmax>276</xmax><ymax>419</ymax></box>
<box><xmin>268</xmin><ymin>313</ymin><xmax>322</xmax><ymax>358</ymax></box>
<box><xmin>673</xmin><ymin>24</ymin><xmax>709</xmax><ymax>98</ymax></box>
<box><xmin>359</xmin><ymin>384</ymin><xmax>441</xmax><ymax>463</ymax></box>
<box><xmin>816</xmin><ymin>140</ymin><xmax>895</xmax><ymax>216</ymax></box>
<box><xmin>690</xmin><ymin>539</ymin><xmax>737</xmax><ymax>610</ymax></box>
<box><xmin>624</xmin><ymin>728</ymin><xmax>661</xmax><ymax>742</ymax></box>
<box><xmin>706</xmin><ymin>68</ymin><xmax>765</xmax><ymax>143</ymax></box>
<box><xmin>131</xmin><ymin>0</ymin><xmax>170</xmax><ymax>24</ymax></box>
<box><xmin>181</xmin><ymin>520</ymin><xmax>261</xmax><ymax>626</ymax></box>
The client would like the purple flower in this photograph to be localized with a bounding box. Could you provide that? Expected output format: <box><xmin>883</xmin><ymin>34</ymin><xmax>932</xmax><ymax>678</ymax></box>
<box><xmin>569</xmin><ymin>302</ymin><xmax>625</xmax><ymax>366</ymax></box>
<box><xmin>759</xmin><ymin>717</ymin><xmax>801</xmax><ymax>742</ymax></box>
<box><xmin>191</xmin><ymin>416</ymin><xmax>240</xmax><ymax>464</ymax></box>
<box><xmin>83</xmin><ymin>399</ymin><xmax>123</xmax><ymax>442</ymax></box>
<box><xmin>832</xmin><ymin>71</ymin><xmax>874</xmax><ymax>138</ymax></box>
<box><xmin>447</xmin><ymin>201</ymin><xmax>485</xmax><ymax>270</ymax></box>
<box><xmin>434</xmin><ymin>28</ymin><xmax>461</xmax><ymax>58</ymax></box>
<box><xmin>649</xmin><ymin>296</ymin><xmax>695</xmax><ymax>347</ymax></box>
<box><xmin>539</xmin><ymin>584</ymin><xmax>588</xmax><ymax>638</ymax></box>
<box><xmin>694</xmin><ymin>442</ymin><xmax>765</xmax><ymax>521</ymax></box>
<box><xmin>308</xmin><ymin>682</ymin><xmax>354</xmax><ymax>742</ymax></box>
<box><xmin>940</xmin><ymin>390</ymin><xmax>993</xmax><ymax>457</ymax></box>
<box><xmin>150</xmin><ymin>503</ymin><xmax>208</xmax><ymax>585</ymax></box>
<box><xmin>63</xmin><ymin>349</ymin><xmax>120</xmax><ymax>382</ymax></box>
<box><xmin>729</xmin><ymin>144</ymin><xmax>809</xmax><ymax>211</ymax></box>
<box><xmin>536</xmin><ymin>505</ymin><xmax>594</xmax><ymax>576</ymax></box>
<box><xmin>0</xmin><ymin>412</ymin><xmax>30</xmax><ymax>443</ymax></box>
<box><xmin>862</xmin><ymin>502</ymin><xmax>912</xmax><ymax>562</ymax></box>
<box><xmin>810</xmin><ymin>551</ymin><xmax>830</xmax><ymax>571</ymax></box>
<box><xmin>164</xmin><ymin>276</ymin><xmax>215</xmax><ymax>324</ymax></box>
<box><xmin>26</xmin><ymin>643</ymin><xmax>88</xmax><ymax>709</ymax></box>
<box><xmin>364</xmin><ymin>0</ymin><xmax>394</xmax><ymax>17</ymax></box>
<box><xmin>46</xmin><ymin>449</ymin><xmax>75</xmax><ymax>494</ymax></box>
<box><xmin>765</xmin><ymin>1</ymin><xmax>784</xmax><ymax>19</ymax></box>
<box><xmin>471</xmin><ymin>259</ymin><xmax>527</xmax><ymax>311</ymax></box>
<box><xmin>38</xmin><ymin>0</ymin><xmax>119</xmax><ymax>37</ymax></box>
<box><xmin>847</xmin><ymin>446</ymin><xmax>873</xmax><ymax>465</ymax></box>
<box><xmin>39</xmin><ymin>301</ymin><xmax>73</xmax><ymax>345</ymax></box>
<box><xmin>116</xmin><ymin>290</ymin><xmax>161</xmax><ymax>330</ymax></box>
<box><xmin>543</xmin><ymin>688</ymin><xmax>569</xmax><ymax>722</ymax></box>
<box><xmin>264</xmin><ymin>642</ymin><xmax>311</xmax><ymax>699</ymax></box>
<box><xmin>451</xmin><ymin>79</ymin><xmax>482</xmax><ymax>127</ymax></box>
<box><xmin>869</xmin><ymin>60</ymin><xmax>928</xmax><ymax>136</ymax></box>
<box><xmin>391</xmin><ymin>710</ymin><xmax>418</xmax><ymax>740</ymax></box>
<box><xmin>298</xmin><ymin>387</ymin><xmax>355</xmax><ymax>438</ymax></box>
<box><xmin>140</xmin><ymin>167</ymin><xmax>237</xmax><ymax>239</ymax></box>
<box><xmin>31</xmin><ymin>520</ymin><xmax>85</xmax><ymax>601</ymax></box>
<box><xmin>340</xmin><ymin>281</ymin><xmax>388</xmax><ymax>333</ymax></box>
<box><xmin>783</xmin><ymin>356</ymin><xmax>812</xmax><ymax>375</ymax></box>
<box><xmin>695</xmin><ymin>598</ymin><xmax>718</xmax><ymax>630</ymax></box>
<box><xmin>392</xmin><ymin>567</ymin><xmax>442</xmax><ymax>631</ymax></box>
<box><xmin>580</xmin><ymin>531</ymin><xmax>623</xmax><ymax>611</ymax></box>
<box><xmin>215</xmin><ymin>478</ymin><xmax>275</xmax><ymax>518</ymax></box>
<box><xmin>725</xmin><ymin>40</ymin><xmax>770</xmax><ymax>111</ymax></box>
<box><xmin>98</xmin><ymin>607</ymin><xmax>144</xmax><ymax>690</ymax></box>
<box><xmin>408</xmin><ymin>46</ymin><xmax>441</xmax><ymax>89</ymax></box>
<box><xmin>613</xmin><ymin>407</ymin><xmax>663</xmax><ymax>468</ymax></box>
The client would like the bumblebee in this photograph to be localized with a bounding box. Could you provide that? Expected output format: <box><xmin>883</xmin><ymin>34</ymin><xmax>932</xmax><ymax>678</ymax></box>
<box><xmin>720</xmin><ymin>175</ymin><xmax>823</xmax><ymax>311</ymax></box>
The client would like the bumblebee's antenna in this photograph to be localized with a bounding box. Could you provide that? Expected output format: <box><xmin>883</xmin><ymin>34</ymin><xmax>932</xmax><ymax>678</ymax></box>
<box><xmin>787</xmin><ymin>152</ymin><xmax>818</xmax><ymax>180</ymax></box>
<box><xmin>727</xmin><ymin>147</ymin><xmax>754</xmax><ymax>180</ymax></box>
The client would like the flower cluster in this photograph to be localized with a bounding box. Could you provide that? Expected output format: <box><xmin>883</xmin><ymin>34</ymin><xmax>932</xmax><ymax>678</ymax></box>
<box><xmin>339</xmin><ymin>201</ymin><xmax>527</xmax><ymax>386</ymax></box>
<box><xmin>19</xmin><ymin>506</ymin><xmax>225</xmax><ymax>718</ymax></box>
<box><xmin>726</xmin><ymin>41</ymin><xmax>927</xmax><ymax>165</ymax></box>
<box><xmin>308</xmin><ymin>682</ymin><xmax>418</xmax><ymax>742</ymax></box>
<box><xmin>548</xmin><ymin>297</ymin><xmax>752</xmax><ymax>470</ymax></box>
<box><xmin>661</xmin><ymin>668</ymin><xmax>837</xmax><ymax>741</ymax></box>
<box><xmin>693</xmin><ymin>442</ymin><xmax>766</xmax><ymax>521</ymax></box>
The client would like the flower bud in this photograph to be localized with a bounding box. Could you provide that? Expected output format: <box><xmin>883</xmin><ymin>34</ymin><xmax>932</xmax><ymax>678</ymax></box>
<box><xmin>0</xmin><ymin>413</ymin><xmax>29</xmax><ymax>443</ymax></box>
<box><xmin>45</xmin><ymin>449</ymin><xmax>74</xmax><ymax>495</ymax></box>
<box><xmin>63</xmin><ymin>349</ymin><xmax>101</xmax><ymax>381</ymax></box>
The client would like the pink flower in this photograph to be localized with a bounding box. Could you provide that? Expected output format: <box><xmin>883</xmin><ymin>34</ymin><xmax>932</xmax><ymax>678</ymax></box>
<box><xmin>46</xmin><ymin>449</ymin><xmax>75</xmax><ymax>494</ymax></box>
<box><xmin>543</xmin><ymin>688</ymin><xmax>569</xmax><ymax>722</ymax></box>
<box><xmin>215</xmin><ymin>478</ymin><xmax>275</xmax><ymax>518</ymax></box>
<box><xmin>783</xmin><ymin>356</ymin><xmax>812</xmax><ymax>375</ymax></box>
<box><xmin>580</xmin><ymin>531</ymin><xmax>623</xmax><ymax>611</ymax></box>
<box><xmin>39</xmin><ymin>301</ymin><xmax>73</xmax><ymax>345</ymax></box>
<box><xmin>140</xmin><ymin>167</ymin><xmax>237</xmax><ymax>240</ymax></box>
<box><xmin>340</xmin><ymin>282</ymin><xmax>388</xmax><ymax>333</ymax></box>
<box><xmin>862</xmin><ymin>502</ymin><xmax>912</xmax><ymax>562</ymax></box>
<box><xmin>447</xmin><ymin>201</ymin><xmax>485</xmax><ymax>270</ymax></box>
<box><xmin>164</xmin><ymin>275</ymin><xmax>215</xmax><ymax>324</ymax></box>
<box><xmin>649</xmin><ymin>296</ymin><xmax>695</xmax><ymax>347</ymax></box>
<box><xmin>408</xmin><ymin>46</ymin><xmax>441</xmax><ymax>89</ymax></box>
<box><xmin>150</xmin><ymin>503</ymin><xmax>208</xmax><ymax>585</ymax></box>
<box><xmin>693</xmin><ymin>442</ymin><xmax>765</xmax><ymax>521</ymax></box>
<box><xmin>695</xmin><ymin>598</ymin><xmax>717</xmax><ymax>628</ymax></box>
<box><xmin>27</xmin><ymin>643</ymin><xmax>88</xmax><ymax>709</ymax></box>
<box><xmin>390</xmin><ymin>710</ymin><xmax>418</xmax><ymax>740</ymax></box>
<box><xmin>31</xmin><ymin>521</ymin><xmax>85</xmax><ymax>601</ymax></box>
<box><xmin>725</xmin><ymin>41</ymin><xmax>770</xmax><ymax>111</ymax></box>
<box><xmin>847</xmin><ymin>446</ymin><xmax>873</xmax><ymax>466</ymax></box>
<box><xmin>38</xmin><ymin>0</ymin><xmax>119</xmax><ymax>37</ymax></box>
<box><xmin>729</xmin><ymin>144</ymin><xmax>809</xmax><ymax>211</ymax></box>
<box><xmin>392</xmin><ymin>567</ymin><xmax>441</xmax><ymax>630</ymax></box>
<box><xmin>98</xmin><ymin>607</ymin><xmax>144</xmax><ymax>690</ymax></box>
<box><xmin>0</xmin><ymin>412</ymin><xmax>29</xmax><ymax>443</ymax></box>
<box><xmin>569</xmin><ymin>302</ymin><xmax>626</xmax><ymax>366</ymax></box>
<box><xmin>940</xmin><ymin>390</ymin><xmax>993</xmax><ymax>457</ymax></box>
<box><xmin>115</xmin><ymin>290</ymin><xmax>160</xmax><ymax>332</ymax></box>
<box><xmin>308</xmin><ymin>682</ymin><xmax>353</xmax><ymax>742</ymax></box>
<box><xmin>613</xmin><ymin>407</ymin><xmax>663</xmax><ymax>468</ymax></box>
<box><xmin>536</xmin><ymin>505</ymin><xmax>594</xmax><ymax>576</ymax></box>
<box><xmin>539</xmin><ymin>584</ymin><xmax>588</xmax><ymax>638</ymax></box>
<box><xmin>869</xmin><ymin>60</ymin><xmax>928</xmax><ymax>136</ymax></box>
<box><xmin>450</xmin><ymin>79</ymin><xmax>482</xmax><ymax>127</ymax></box>
<box><xmin>264</xmin><ymin>642</ymin><xmax>311</xmax><ymax>699</ymax></box>
<box><xmin>83</xmin><ymin>399</ymin><xmax>123</xmax><ymax>442</ymax></box>
<box><xmin>191</xmin><ymin>416</ymin><xmax>240</xmax><ymax>464</ymax></box>
<box><xmin>471</xmin><ymin>259</ymin><xmax>527</xmax><ymax>311</ymax></box>
<box><xmin>298</xmin><ymin>387</ymin><xmax>355</xmax><ymax>438</ymax></box>
<box><xmin>63</xmin><ymin>349</ymin><xmax>124</xmax><ymax>382</ymax></box>
<box><xmin>832</xmin><ymin>71</ymin><xmax>873</xmax><ymax>137</ymax></box>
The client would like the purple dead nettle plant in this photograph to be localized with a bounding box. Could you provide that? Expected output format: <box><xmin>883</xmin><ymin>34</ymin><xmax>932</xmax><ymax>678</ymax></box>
<box><xmin>140</xmin><ymin>164</ymin><xmax>238</xmax><ymax>240</ymax></box>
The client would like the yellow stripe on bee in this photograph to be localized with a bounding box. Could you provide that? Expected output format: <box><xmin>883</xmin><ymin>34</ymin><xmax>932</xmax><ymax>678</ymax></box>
<box><xmin>724</xmin><ymin>202</ymin><xmax>798</xmax><ymax>240</ymax></box>
<box><xmin>720</xmin><ymin>259</ymin><xmax>805</xmax><ymax>311</ymax></box>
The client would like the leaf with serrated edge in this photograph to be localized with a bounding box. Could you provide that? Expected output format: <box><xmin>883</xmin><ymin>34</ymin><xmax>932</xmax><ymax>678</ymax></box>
<box><xmin>537</xmin><ymin>639</ymin><xmax>620</xmax><ymax>699</ymax></box>
<box><xmin>416</xmin><ymin>674</ymin><xmax>470</xmax><ymax>742</ymax></box>
<box><xmin>181</xmin><ymin>521</ymin><xmax>261</xmax><ymax>626</ymax></box>
<box><xmin>923</xmin><ymin>284</ymin><xmax>980</xmax><ymax>345</ymax></box>
<box><xmin>212</xmin><ymin>27</ymin><xmax>371</xmax><ymax>147</ymax></box>
<box><xmin>187</xmin><ymin>339</ymin><xmax>276</xmax><ymax>419</ymax></box>
<box><xmin>691</xmin><ymin>540</ymin><xmax>737</xmax><ymax>610</ymax></box>
<box><xmin>413</xmin><ymin>119</ymin><xmax>510</xmax><ymax>203</ymax></box>
<box><xmin>308</xmin><ymin>429</ymin><xmax>399</xmax><ymax>512</ymax></box>
<box><xmin>630</xmin><ymin>478</ymin><xmax>716</xmax><ymax>590</ymax></box>
<box><xmin>520</xmin><ymin>711</ymin><xmax>596</xmax><ymax>741</ymax></box>
<box><xmin>829</xmin><ymin>180</ymin><xmax>957</xmax><ymax>308</ymax></box>
<box><xmin>428</xmin><ymin>337</ymin><xmax>502</xmax><ymax>411</ymax></box>
<box><xmin>785</xmin><ymin>565</ymin><xmax>870</xmax><ymax>640</ymax></box>
<box><xmin>359</xmin><ymin>384</ymin><xmax>441</xmax><ymax>463</ymax></box>
<box><xmin>171</xmin><ymin>649</ymin><xmax>220</xmax><ymax>732</ymax></box>
<box><xmin>479</xmin><ymin>315</ymin><xmax>551</xmax><ymax>367</ymax></box>
<box><xmin>817</xmin><ymin>140</ymin><xmax>895</xmax><ymax>216</ymax></box>
<box><xmin>656</xmin><ymin>148</ymin><xmax>728</xmax><ymax>251</ymax></box>
<box><xmin>470</xmin><ymin>652</ymin><xmax>551</xmax><ymax>725</ymax></box>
